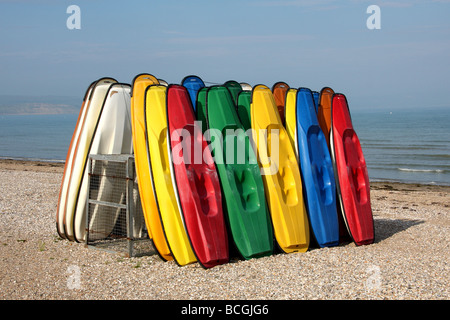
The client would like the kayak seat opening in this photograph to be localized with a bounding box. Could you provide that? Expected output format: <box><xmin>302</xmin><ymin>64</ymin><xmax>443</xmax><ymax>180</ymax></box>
<box><xmin>343</xmin><ymin>129</ymin><xmax>368</xmax><ymax>205</ymax></box>
<box><xmin>232</xmin><ymin>166</ymin><xmax>259</xmax><ymax>212</ymax></box>
<box><xmin>307</xmin><ymin>126</ymin><xmax>334</xmax><ymax>206</ymax></box>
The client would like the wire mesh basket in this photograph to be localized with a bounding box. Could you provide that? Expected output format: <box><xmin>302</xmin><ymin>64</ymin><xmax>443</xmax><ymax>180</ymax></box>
<box><xmin>85</xmin><ymin>154</ymin><xmax>155</xmax><ymax>257</ymax></box>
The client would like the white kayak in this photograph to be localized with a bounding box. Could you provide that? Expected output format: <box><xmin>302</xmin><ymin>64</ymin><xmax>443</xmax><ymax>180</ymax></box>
<box><xmin>74</xmin><ymin>83</ymin><xmax>134</xmax><ymax>242</ymax></box>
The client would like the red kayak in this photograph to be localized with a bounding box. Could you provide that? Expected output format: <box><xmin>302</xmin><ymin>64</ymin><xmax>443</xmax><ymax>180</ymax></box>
<box><xmin>330</xmin><ymin>94</ymin><xmax>374</xmax><ymax>246</ymax></box>
<box><xmin>166</xmin><ymin>84</ymin><xmax>229</xmax><ymax>268</ymax></box>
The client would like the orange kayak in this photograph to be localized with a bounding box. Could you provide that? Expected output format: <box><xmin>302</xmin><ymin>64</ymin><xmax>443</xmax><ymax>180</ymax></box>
<box><xmin>317</xmin><ymin>87</ymin><xmax>335</xmax><ymax>148</ymax></box>
<box><xmin>271</xmin><ymin>82</ymin><xmax>290</xmax><ymax>124</ymax></box>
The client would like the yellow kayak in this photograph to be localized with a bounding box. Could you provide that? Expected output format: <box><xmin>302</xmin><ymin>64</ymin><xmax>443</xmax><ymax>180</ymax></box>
<box><xmin>250</xmin><ymin>85</ymin><xmax>309</xmax><ymax>253</ymax></box>
<box><xmin>131</xmin><ymin>74</ymin><xmax>172</xmax><ymax>261</ymax></box>
<box><xmin>284</xmin><ymin>88</ymin><xmax>298</xmax><ymax>157</ymax></box>
<box><xmin>144</xmin><ymin>85</ymin><xmax>197</xmax><ymax>266</ymax></box>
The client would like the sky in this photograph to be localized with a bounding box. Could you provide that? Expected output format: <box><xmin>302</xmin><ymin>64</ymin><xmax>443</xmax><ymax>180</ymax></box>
<box><xmin>0</xmin><ymin>0</ymin><xmax>449</xmax><ymax>110</ymax></box>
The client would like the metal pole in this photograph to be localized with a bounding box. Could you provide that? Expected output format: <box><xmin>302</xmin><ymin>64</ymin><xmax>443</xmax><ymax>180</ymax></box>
<box><xmin>85</xmin><ymin>156</ymin><xmax>92</xmax><ymax>247</ymax></box>
<box><xmin>126</xmin><ymin>156</ymin><xmax>134</xmax><ymax>257</ymax></box>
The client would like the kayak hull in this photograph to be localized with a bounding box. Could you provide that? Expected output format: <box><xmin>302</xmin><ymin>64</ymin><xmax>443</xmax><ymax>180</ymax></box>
<box><xmin>330</xmin><ymin>93</ymin><xmax>374</xmax><ymax>246</ymax></box>
<box><xmin>57</xmin><ymin>79</ymin><xmax>96</xmax><ymax>240</ymax></box>
<box><xmin>131</xmin><ymin>74</ymin><xmax>173</xmax><ymax>261</ymax></box>
<box><xmin>60</xmin><ymin>78</ymin><xmax>118</xmax><ymax>241</ymax></box>
<box><xmin>318</xmin><ymin>87</ymin><xmax>335</xmax><ymax>148</ymax></box>
<box><xmin>75</xmin><ymin>83</ymin><xmax>135</xmax><ymax>243</ymax></box>
<box><xmin>167</xmin><ymin>84</ymin><xmax>229</xmax><ymax>268</ymax></box>
<box><xmin>295</xmin><ymin>88</ymin><xmax>339</xmax><ymax>248</ymax></box>
<box><xmin>145</xmin><ymin>85</ymin><xmax>197</xmax><ymax>266</ymax></box>
<box><xmin>205</xmin><ymin>86</ymin><xmax>273</xmax><ymax>259</ymax></box>
<box><xmin>272</xmin><ymin>82</ymin><xmax>290</xmax><ymax>124</ymax></box>
<box><xmin>251</xmin><ymin>85</ymin><xmax>310</xmax><ymax>253</ymax></box>
<box><xmin>181</xmin><ymin>75</ymin><xmax>205</xmax><ymax>111</ymax></box>
<box><xmin>236</xmin><ymin>91</ymin><xmax>252</xmax><ymax>132</ymax></box>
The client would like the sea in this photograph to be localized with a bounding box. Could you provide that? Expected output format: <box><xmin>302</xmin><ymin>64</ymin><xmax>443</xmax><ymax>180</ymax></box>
<box><xmin>0</xmin><ymin>108</ymin><xmax>449</xmax><ymax>186</ymax></box>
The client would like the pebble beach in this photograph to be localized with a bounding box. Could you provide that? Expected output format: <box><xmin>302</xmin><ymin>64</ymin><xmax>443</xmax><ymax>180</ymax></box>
<box><xmin>0</xmin><ymin>159</ymin><xmax>448</xmax><ymax>300</ymax></box>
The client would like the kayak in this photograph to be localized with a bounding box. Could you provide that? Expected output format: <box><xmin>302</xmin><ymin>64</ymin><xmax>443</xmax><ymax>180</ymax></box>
<box><xmin>131</xmin><ymin>73</ymin><xmax>173</xmax><ymax>261</ymax></box>
<box><xmin>158</xmin><ymin>79</ymin><xmax>168</xmax><ymax>86</ymax></box>
<box><xmin>330</xmin><ymin>93</ymin><xmax>374</xmax><ymax>246</ymax></box>
<box><xmin>284</xmin><ymin>88</ymin><xmax>298</xmax><ymax>156</ymax></box>
<box><xmin>77</xmin><ymin>83</ymin><xmax>134</xmax><ymax>243</ymax></box>
<box><xmin>318</xmin><ymin>87</ymin><xmax>351</xmax><ymax>241</ymax></box>
<box><xmin>144</xmin><ymin>84</ymin><xmax>197</xmax><ymax>266</ymax></box>
<box><xmin>223</xmin><ymin>80</ymin><xmax>242</xmax><ymax>104</ymax></box>
<box><xmin>181</xmin><ymin>75</ymin><xmax>205</xmax><ymax>111</ymax></box>
<box><xmin>312</xmin><ymin>91</ymin><xmax>320</xmax><ymax>114</ymax></box>
<box><xmin>272</xmin><ymin>82</ymin><xmax>290</xmax><ymax>124</ymax></box>
<box><xmin>240</xmin><ymin>82</ymin><xmax>252</xmax><ymax>91</ymax></box>
<box><xmin>318</xmin><ymin>87</ymin><xmax>335</xmax><ymax>148</ymax></box>
<box><xmin>295</xmin><ymin>88</ymin><xmax>339</xmax><ymax>247</ymax></box>
<box><xmin>250</xmin><ymin>84</ymin><xmax>309</xmax><ymax>253</ymax></box>
<box><xmin>60</xmin><ymin>77</ymin><xmax>117</xmax><ymax>241</ymax></box>
<box><xmin>236</xmin><ymin>90</ymin><xmax>252</xmax><ymax>132</ymax></box>
<box><xmin>166</xmin><ymin>84</ymin><xmax>229</xmax><ymax>268</ymax></box>
<box><xmin>205</xmin><ymin>86</ymin><xmax>273</xmax><ymax>259</ymax></box>
<box><xmin>57</xmin><ymin>79</ymin><xmax>97</xmax><ymax>240</ymax></box>
<box><xmin>195</xmin><ymin>87</ymin><xmax>208</xmax><ymax>134</ymax></box>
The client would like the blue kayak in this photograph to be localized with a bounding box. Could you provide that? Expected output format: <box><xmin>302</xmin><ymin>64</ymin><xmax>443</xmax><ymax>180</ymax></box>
<box><xmin>312</xmin><ymin>91</ymin><xmax>320</xmax><ymax>114</ymax></box>
<box><xmin>181</xmin><ymin>75</ymin><xmax>205</xmax><ymax>111</ymax></box>
<box><xmin>296</xmin><ymin>88</ymin><xmax>339</xmax><ymax>247</ymax></box>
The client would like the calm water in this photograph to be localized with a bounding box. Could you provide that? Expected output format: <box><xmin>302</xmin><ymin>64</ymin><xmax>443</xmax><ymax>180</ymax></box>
<box><xmin>0</xmin><ymin>114</ymin><xmax>77</xmax><ymax>162</ymax></box>
<box><xmin>352</xmin><ymin>107</ymin><xmax>450</xmax><ymax>186</ymax></box>
<box><xmin>0</xmin><ymin>108</ymin><xmax>449</xmax><ymax>186</ymax></box>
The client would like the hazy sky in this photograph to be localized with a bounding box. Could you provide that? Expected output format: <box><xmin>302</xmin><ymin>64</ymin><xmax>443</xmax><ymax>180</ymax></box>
<box><xmin>0</xmin><ymin>0</ymin><xmax>449</xmax><ymax>110</ymax></box>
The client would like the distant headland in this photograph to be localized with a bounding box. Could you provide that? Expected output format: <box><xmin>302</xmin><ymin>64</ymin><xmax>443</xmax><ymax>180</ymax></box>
<box><xmin>0</xmin><ymin>95</ymin><xmax>80</xmax><ymax>115</ymax></box>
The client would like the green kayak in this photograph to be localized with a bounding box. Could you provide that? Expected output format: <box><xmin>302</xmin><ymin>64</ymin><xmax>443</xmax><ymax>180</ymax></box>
<box><xmin>223</xmin><ymin>80</ymin><xmax>242</xmax><ymax>105</ymax></box>
<box><xmin>195</xmin><ymin>87</ymin><xmax>208</xmax><ymax>134</ymax></box>
<box><xmin>236</xmin><ymin>91</ymin><xmax>252</xmax><ymax>132</ymax></box>
<box><xmin>205</xmin><ymin>86</ymin><xmax>273</xmax><ymax>259</ymax></box>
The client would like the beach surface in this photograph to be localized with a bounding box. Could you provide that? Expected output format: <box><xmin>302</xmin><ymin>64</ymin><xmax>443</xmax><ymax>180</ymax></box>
<box><xmin>0</xmin><ymin>159</ymin><xmax>448</xmax><ymax>300</ymax></box>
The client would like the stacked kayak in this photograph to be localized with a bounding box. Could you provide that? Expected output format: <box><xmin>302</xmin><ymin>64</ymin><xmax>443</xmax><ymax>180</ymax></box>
<box><xmin>167</xmin><ymin>84</ymin><xmax>229</xmax><ymax>268</ymax></box>
<box><xmin>318</xmin><ymin>87</ymin><xmax>335</xmax><ymax>147</ymax></box>
<box><xmin>330</xmin><ymin>94</ymin><xmax>374</xmax><ymax>245</ymax></box>
<box><xmin>282</xmin><ymin>83</ymin><xmax>374</xmax><ymax>246</ymax></box>
<box><xmin>203</xmin><ymin>86</ymin><xmax>273</xmax><ymax>259</ymax></box>
<box><xmin>294</xmin><ymin>88</ymin><xmax>339</xmax><ymax>247</ymax></box>
<box><xmin>272</xmin><ymin>82</ymin><xmax>290</xmax><ymax>124</ymax></box>
<box><xmin>57</xmin><ymin>74</ymin><xmax>375</xmax><ymax>269</ymax></box>
<box><xmin>236</xmin><ymin>90</ymin><xmax>252</xmax><ymax>131</ymax></box>
<box><xmin>284</xmin><ymin>88</ymin><xmax>299</xmax><ymax>156</ymax></box>
<box><xmin>144</xmin><ymin>84</ymin><xmax>197</xmax><ymax>266</ymax></box>
<box><xmin>250</xmin><ymin>85</ymin><xmax>310</xmax><ymax>253</ymax></box>
<box><xmin>131</xmin><ymin>74</ymin><xmax>172</xmax><ymax>261</ymax></box>
<box><xmin>181</xmin><ymin>75</ymin><xmax>205</xmax><ymax>111</ymax></box>
<box><xmin>223</xmin><ymin>80</ymin><xmax>242</xmax><ymax>104</ymax></box>
<box><xmin>56</xmin><ymin>78</ymin><xmax>133</xmax><ymax>243</ymax></box>
<box><xmin>312</xmin><ymin>91</ymin><xmax>320</xmax><ymax>113</ymax></box>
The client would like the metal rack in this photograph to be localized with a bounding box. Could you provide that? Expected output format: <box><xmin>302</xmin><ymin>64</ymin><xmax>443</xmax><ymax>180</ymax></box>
<box><xmin>85</xmin><ymin>154</ymin><xmax>154</xmax><ymax>257</ymax></box>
